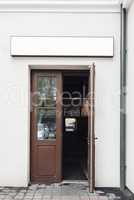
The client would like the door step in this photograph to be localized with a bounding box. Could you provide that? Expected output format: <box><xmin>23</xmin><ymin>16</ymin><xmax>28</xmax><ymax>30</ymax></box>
<box><xmin>61</xmin><ymin>180</ymin><xmax>88</xmax><ymax>185</ymax></box>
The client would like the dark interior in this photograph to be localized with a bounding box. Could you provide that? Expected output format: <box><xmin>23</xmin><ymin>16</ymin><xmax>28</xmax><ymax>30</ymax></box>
<box><xmin>62</xmin><ymin>72</ymin><xmax>89</xmax><ymax>180</ymax></box>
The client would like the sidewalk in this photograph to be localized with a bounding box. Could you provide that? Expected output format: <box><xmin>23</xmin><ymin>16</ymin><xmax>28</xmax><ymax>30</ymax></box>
<box><xmin>0</xmin><ymin>183</ymin><xmax>126</xmax><ymax>200</ymax></box>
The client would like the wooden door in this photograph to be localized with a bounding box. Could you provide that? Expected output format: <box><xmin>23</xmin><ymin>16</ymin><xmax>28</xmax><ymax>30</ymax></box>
<box><xmin>88</xmin><ymin>64</ymin><xmax>95</xmax><ymax>192</ymax></box>
<box><xmin>31</xmin><ymin>71</ymin><xmax>62</xmax><ymax>183</ymax></box>
<box><xmin>80</xmin><ymin>64</ymin><xmax>96</xmax><ymax>192</ymax></box>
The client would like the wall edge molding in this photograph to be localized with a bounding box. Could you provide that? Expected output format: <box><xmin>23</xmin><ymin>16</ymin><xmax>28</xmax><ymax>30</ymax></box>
<box><xmin>0</xmin><ymin>1</ymin><xmax>120</xmax><ymax>13</ymax></box>
<box><xmin>121</xmin><ymin>0</ymin><xmax>134</xmax><ymax>9</ymax></box>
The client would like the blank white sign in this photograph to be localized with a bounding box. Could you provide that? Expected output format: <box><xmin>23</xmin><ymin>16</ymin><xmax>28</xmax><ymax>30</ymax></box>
<box><xmin>10</xmin><ymin>36</ymin><xmax>114</xmax><ymax>57</ymax></box>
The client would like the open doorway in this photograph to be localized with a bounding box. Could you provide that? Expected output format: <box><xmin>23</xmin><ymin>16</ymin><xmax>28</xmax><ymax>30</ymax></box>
<box><xmin>30</xmin><ymin>65</ymin><xmax>95</xmax><ymax>192</ymax></box>
<box><xmin>62</xmin><ymin>72</ymin><xmax>89</xmax><ymax>181</ymax></box>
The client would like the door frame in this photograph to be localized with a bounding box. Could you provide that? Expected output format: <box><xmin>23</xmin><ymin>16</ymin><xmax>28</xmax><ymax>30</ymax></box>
<box><xmin>30</xmin><ymin>64</ymin><xmax>96</xmax><ymax>188</ymax></box>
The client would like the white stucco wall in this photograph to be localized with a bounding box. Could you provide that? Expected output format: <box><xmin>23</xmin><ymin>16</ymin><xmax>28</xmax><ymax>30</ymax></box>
<box><xmin>0</xmin><ymin>12</ymin><xmax>120</xmax><ymax>187</ymax></box>
<box><xmin>126</xmin><ymin>1</ymin><xmax>134</xmax><ymax>193</ymax></box>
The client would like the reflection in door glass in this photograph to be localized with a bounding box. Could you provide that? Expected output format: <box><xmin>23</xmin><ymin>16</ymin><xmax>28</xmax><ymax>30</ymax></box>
<box><xmin>37</xmin><ymin>77</ymin><xmax>56</xmax><ymax>107</ymax></box>
<box><xmin>37</xmin><ymin>109</ymin><xmax>56</xmax><ymax>140</ymax></box>
<box><xmin>36</xmin><ymin>76</ymin><xmax>57</xmax><ymax>140</ymax></box>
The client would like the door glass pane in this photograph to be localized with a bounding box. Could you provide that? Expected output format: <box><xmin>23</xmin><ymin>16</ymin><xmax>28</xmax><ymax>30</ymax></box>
<box><xmin>37</xmin><ymin>77</ymin><xmax>56</xmax><ymax>107</ymax></box>
<box><xmin>37</xmin><ymin>109</ymin><xmax>56</xmax><ymax>140</ymax></box>
<box><xmin>36</xmin><ymin>76</ymin><xmax>57</xmax><ymax>141</ymax></box>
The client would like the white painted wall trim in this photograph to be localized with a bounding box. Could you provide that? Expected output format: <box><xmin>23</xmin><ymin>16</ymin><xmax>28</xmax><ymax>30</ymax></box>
<box><xmin>0</xmin><ymin>1</ymin><xmax>120</xmax><ymax>13</ymax></box>
<box><xmin>10</xmin><ymin>36</ymin><xmax>114</xmax><ymax>57</ymax></box>
<box><xmin>121</xmin><ymin>0</ymin><xmax>134</xmax><ymax>9</ymax></box>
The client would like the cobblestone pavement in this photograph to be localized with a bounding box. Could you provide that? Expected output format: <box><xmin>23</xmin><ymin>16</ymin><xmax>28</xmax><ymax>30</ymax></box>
<box><xmin>0</xmin><ymin>183</ymin><xmax>127</xmax><ymax>200</ymax></box>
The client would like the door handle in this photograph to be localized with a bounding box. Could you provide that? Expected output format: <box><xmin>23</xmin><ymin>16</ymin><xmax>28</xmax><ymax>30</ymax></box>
<box><xmin>94</xmin><ymin>137</ymin><xmax>98</xmax><ymax>140</ymax></box>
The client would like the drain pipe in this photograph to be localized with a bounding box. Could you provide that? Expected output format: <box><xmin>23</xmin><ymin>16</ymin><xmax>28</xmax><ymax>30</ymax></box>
<box><xmin>120</xmin><ymin>4</ymin><xmax>127</xmax><ymax>192</ymax></box>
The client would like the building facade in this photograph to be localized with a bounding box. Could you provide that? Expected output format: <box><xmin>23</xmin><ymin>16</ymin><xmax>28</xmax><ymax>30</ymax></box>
<box><xmin>0</xmin><ymin>0</ymin><xmax>133</xmax><ymax>194</ymax></box>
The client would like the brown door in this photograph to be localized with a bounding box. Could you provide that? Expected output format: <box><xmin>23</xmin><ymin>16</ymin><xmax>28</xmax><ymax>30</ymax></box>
<box><xmin>31</xmin><ymin>71</ymin><xmax>62</xmax><ymax>183</ymax></box>
<box><xmin>88</xmin><ymin>64</ymin><xmax>96</xmax><ymax>192</ymax></box>
<box><xmin>80</xmin><ymin>64</ymin><xmax>96</xmax><ymax>192</ymax></box>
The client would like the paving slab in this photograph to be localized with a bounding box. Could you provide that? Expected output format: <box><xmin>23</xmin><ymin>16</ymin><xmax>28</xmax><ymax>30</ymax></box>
<box><xmin>0</xmin><ymin>183</ymin><xmax>130</xmax><ymax>200</ymax></box>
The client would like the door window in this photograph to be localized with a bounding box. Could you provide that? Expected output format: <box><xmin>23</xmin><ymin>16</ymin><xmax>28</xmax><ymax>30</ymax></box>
<box><xmin>36</xmin><ymin>76</ymin><xmax>56</xmax><ymax>140</ymax></box>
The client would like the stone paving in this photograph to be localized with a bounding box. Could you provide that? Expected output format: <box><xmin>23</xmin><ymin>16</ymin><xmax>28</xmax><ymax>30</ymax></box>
<box><xmin>0</xmin><ymin>183</ymin><xmax>126</xmax><ymax>200</ymax></box>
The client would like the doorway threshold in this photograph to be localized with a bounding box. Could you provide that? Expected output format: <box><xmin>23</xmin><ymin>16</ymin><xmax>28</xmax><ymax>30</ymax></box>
<box><xmin>61</xmin><ymin>180</ymin><xmax>88</xmax><ymax>185</ymax></box>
